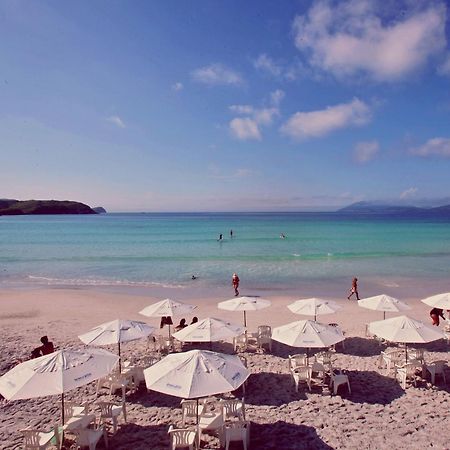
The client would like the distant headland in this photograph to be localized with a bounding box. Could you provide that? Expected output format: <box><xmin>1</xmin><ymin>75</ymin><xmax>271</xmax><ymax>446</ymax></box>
<box><xmin>337</xmin><ymin>201</ymin><xmax>450</xmax><ymax>216</ymax></box>
<box><xmin>0</xmin><ymin>199</ymin><xmax>101</xmax><ymax>215</ymax></box>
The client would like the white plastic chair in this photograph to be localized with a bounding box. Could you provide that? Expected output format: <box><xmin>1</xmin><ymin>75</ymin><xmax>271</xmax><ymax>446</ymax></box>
<box><xmin>408</xmin><ymin>348</ymin><xmax>426</xmax><ymax>365</ymax></box>
<box><xmin>329</xmin><ymin>369</ymin><xmax>351</xmax><ymax>395</ymax></box>
<box><xmin>220</xmin><ymin>398</ymin><xmax>245</xmax><ymax>421</ymax></box>
<box><xmin>98</xmin><ymin>401</ymin><xmax>126</xmax><ymax>433</ymax></box>
<box><xmin>426</xmin><ymin>360</ymin><xmax>447</xmax><ymax>385</ymax></box>
<box><xmin>222</xmin><ymin>421</ymin><xmax>250</xmax><ymax>450</ymax></box>
<box><xmin>288</xmin><ymin>354</ymin><xmax>308</xmax><ymax>371</ymax></box>
<box><xmin>141</xmin><ymin>355</ymin><xmax>161</xmax><ymax>368</ymax></box>
<box><xmin>291</xmin><ymin>365</ymin><xmax>312</xmax><ymax>392</ymax></box>
<box><xmin>256</xmin><ymin>325</ymin><xmax>272</xmax><ymax>352</ymax></box>
<box><xmin>72</xmin><ymin>424</ymin><xmax>108</xmax><ymax>450</ymax></box>
<box><xmin>378</xmin><ymin>348</ymin><xmax>403</xmax><ymax>374</ymax></box>
<box><xmin>21</xmin><ymin>424</ymin><xmax>63</xmax><ymax>450</ymax></box>
<box><xmin>396</xmin><ymin>361</ymin><xmax>422</xmax><ymax>389</ymax></box>
<box><xmin>168</xmin><ymin>425</ymin><xmax>197</xmax><ymax>450</ymax></box>
<box><xmin>181</xmin><ymin>399</ymin><xmax>204</xmax><ymax>427</ymax></box>
<box><xmin>315</xmin><ymin>351</ymin><xmax>334</xmax><ymax>374</ymax></box>
<box><xmin>59</xmin><ymin>401</ymin><xmax>89</xmax><ymax>422</ymax></box>
<box><xmin>233</xmin><ymin>333</ymin><xmax>248</xmax><ymax>352</ymax></box>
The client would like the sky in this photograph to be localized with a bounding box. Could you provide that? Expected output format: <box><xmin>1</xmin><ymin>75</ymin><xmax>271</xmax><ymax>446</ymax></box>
<box><xmin>1</xmin><ymin>0</ymin><xmax>450</xmax><ymax>212</ymax></box>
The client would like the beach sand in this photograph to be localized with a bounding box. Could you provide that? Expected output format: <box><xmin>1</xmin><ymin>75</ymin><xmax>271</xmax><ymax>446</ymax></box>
<box><xmin>0</xmin><ymin>286</ymin><xmax>449</xmax><ymax>450</ymax></box>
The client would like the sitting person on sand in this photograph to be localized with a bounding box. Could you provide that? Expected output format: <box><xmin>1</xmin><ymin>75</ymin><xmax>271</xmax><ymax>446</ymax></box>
<box><xmin>160</xmin><ymin>316</ymin><xmax>173</xmax><ymax>329</ymax></box>
<box><xmin>175</xmin><ymin>318</ymin><xmax>187</xmax><ymax>331</ymax></box>
<box><xmin>31</xmin><ymin>335</ymin><xmax>54</xmax><ymax>358</ymax></box>
<box><xmin>430</xmin><ymin>308</ymin><xmax>446</xmax><ymax>326</ymax></box>
<box><xmin>191</xmin><ymin>316</ymin><xmax>198</xmax><ymax>325</ymax></box>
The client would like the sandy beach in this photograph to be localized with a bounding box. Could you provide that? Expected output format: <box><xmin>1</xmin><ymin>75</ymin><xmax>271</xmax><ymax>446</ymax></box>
<box><xmin>1</xmin><ymin>285</ymin><xmax>449</xmax><ymax>450</ymax></box>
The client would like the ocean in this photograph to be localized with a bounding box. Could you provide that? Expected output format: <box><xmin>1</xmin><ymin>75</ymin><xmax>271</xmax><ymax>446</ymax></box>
<box><xmin>1</xmin><ymin>213</ymin><xmax>450</xmax><ymax>294</ymax></box>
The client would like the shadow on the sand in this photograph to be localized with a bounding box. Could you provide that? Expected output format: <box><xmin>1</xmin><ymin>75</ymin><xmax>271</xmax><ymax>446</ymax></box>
<box><xmin>101</xmin><ymin>423</ymin><xmax>169</xmax><ymax>450</ymax></box>
<box><xmin>344</xmin><ymin>370</ymin><xmax>404</xmax><ymax>405</ymax></box>
<box><xmin>130</xmin><ymin>389</ymin><xmax>181</xmax><ymax>408</ymax></box>
<box><xmin>341</xmin><ymin>336</ymin><xmax>383</xmax><ymax>356</ymax></box>
<box><xmin>251</xmin><ymin>421</ymin><xmax>334</xmax><ymax>450</ymax></box>
<box><xmin>245</xmin><ymin>372</ymin><xmax>308</xmax><ymax>405</ymax></box>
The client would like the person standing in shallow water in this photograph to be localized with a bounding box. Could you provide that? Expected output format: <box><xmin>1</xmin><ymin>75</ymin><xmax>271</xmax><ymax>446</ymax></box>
<box><xmin>232</xmin><ymin>273</ymin><xmax>240</xmax><ymax>297</ymax></box>
<box><xmin>347</xmin><ymin>277</ymin><xmax>360</xmax><ymax>300</ymax></box>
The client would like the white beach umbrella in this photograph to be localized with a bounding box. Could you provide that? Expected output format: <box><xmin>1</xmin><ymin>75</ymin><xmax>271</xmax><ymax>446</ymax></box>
<box><xmin>358</xmin><ymin>294</ymin><xmax>411</xmax><ymax>320</ymax></box>
<box><xmin>287</xmin><ymin>298</ymin><xmax>341</xmax><ymax>321</ymax></box>
<box><xmin>272</xmin><ymin>319</ymin><xmax>345</xmax><ymax>349</ymax></box>
<box><xmin>421</xmin><ymin>292</ymin><xmax>450</xmax><ymax>310</ymax></box>
<box><xmin>144</xmin><ymin>349</ymin><xmax>249</xmax><ymax>399</ymax></box>
<box><xmin>217</xmin><ymin>296</ymin><xmax>271</xmax><ymax>327</ymax></box>
<box><xmin>144</xmin><ymin>349</ymin><xmax>250</xmax><ymax>430</ymax></box>
<box><xmin>139</xmin><ymin>298</ymin><xmax>197</xmax><ymax>337</ymax></box>
<box><xmin>368</xmin><ymin>315</ymin><xmax>445</xmax><ymax>362</ymax></box>
<box><xmin>78</xmin><ymin>319</ymin><xmax>155</xmax><ymax>370</ymax></box>
<box><xmin>0</xmin><ymin>348</ymin><xmax>119</xmax><ymax>423</ymax></box>
<box><xmin>172</xmin><ymin>317</ymin><xmax>245</xmax><ymax>343</ymax></box>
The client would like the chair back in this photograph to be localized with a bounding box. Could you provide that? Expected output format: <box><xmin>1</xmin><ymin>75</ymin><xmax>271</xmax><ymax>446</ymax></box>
<box><xmin>224</xmin><ymin>420</ymin><xmax>250</xmax><ymax>442</ymax></box>
<box><xmin>98</xmin><ymin>401</ymin><xmax>115</xmax><ymax>417</ymax></box>
<box><xmin>289</xmin><ymin>354</ymin><xmax>308</xmax><ymax>370</ymax></box>
<box><xmin>181</xmin><ymin>399</ymin><xmax>198</xmax><ymax>417</ymax></box>
<box><xmin>221</xmin><ymin>399</ymin><xmax>244</xmax><ymax>420</ymax></box>
<box><xmin>257</xmin><ymin>325</ymin><xmax>271</xmax><ymax>337</ymax></box>
<box><xmin>22</xmin><ymin>430</ymin><xmax>42</xmax><ymax>448</ymax></box>
<box><xmin>168</xmin><ymin>426</ymin><xmax>196</xmax><ymax>446</ymax></box>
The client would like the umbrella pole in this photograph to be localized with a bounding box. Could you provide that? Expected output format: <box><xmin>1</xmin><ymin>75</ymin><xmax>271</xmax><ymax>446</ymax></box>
<box><xmin>118</xmin><ymin>342</ymin><xmax>121</xmax><ymax>373</ymax></box>
<box><xmin>405</xmin><ymin>344</ymin><xmax>408</xmax><ymax>364</ymax></box>
<box><xmin>383</xmin><ymin>311</ymin><xmax>386</xmax><ymax>320</ymax></box>
<box><xmin>61</xmin><ymin>393</ymin><xmax>65</xmax><ymax>425</ymax></box>
<box><xmin>243</xmin><ymin>311</ymin><xmax>247</xmax><ymax>328</ymax></box>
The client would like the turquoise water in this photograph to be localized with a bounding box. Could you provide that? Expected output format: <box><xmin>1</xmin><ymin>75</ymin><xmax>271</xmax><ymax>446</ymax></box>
<box><xmin>1</xmin><ymin>213</ymin><xmax>450</xmax><ymax>290</ymax></box>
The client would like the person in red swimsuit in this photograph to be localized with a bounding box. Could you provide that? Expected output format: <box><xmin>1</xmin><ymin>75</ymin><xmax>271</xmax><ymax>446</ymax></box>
<box><xmin>232</xmin><ymin>273</ymin><xmax>240</xmax><ymax>297</ymax></box>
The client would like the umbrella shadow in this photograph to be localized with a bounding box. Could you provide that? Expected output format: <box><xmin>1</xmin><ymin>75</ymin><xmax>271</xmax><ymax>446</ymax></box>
<box><xmin>245</xmin><ymin>372</ymin><xmax>308</xmax><ymax>405</ymax></box>
<box><xmin>130</xmin><ymin>389</ymin><xmax>181</xmax><ymax>409</ymax></box>
<box><xmin>343</xmin><ymin>370</ymin><xmax>405</xmax><ymax>405</ymax></box>
<box><xmin>250</xmin><ymin>421</ymin><xmax>334</xmax><ymax>450</ymax></box>
<box><xmin>341</xmin><ymin>337</ymin><xmax>383</xmax><ymax>356</ymax></box>
<box><xmin>271</xmin><ymin>341</ymin><xmax>331</xmax><ymax>360</ymax></box>
<box><xmin>103</xmin><ymin>423</ymin><xmax>170</xmax><ymax>450</ymax></box>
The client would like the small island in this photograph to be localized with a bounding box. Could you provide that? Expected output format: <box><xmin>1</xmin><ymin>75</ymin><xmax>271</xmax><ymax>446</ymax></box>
<box><xmin>0</xmin><ymin>199</ymin><xmax>97</xmax><ymax>216</ymax></box>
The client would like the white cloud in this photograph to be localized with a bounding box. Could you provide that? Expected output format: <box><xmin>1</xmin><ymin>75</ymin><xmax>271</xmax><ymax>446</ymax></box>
<box><xmin>191</xmin><ymin>63</ymin><xmax>243</xmax><ymax>86</ymax></box>
<box><xmin>254</xmin><ymin>54</ymin><xmax>282</xmax><ymax>76</ymax></box>
<box><xmin>229</xmin><ymin>118</ymin><xmax>261</xmax><ymax>140</ymax></box>
<box><xmin>229</xmin><ymin>93</ymin><xmax>283</xmax><ymax>140</ymax></box>
<box><xmin>292</xmin><ymin>1</ymin><xmax>446</xmax><ymax>81</ymax></box>
<box><xmin>400</xmin><ymin>187</ymin><xmax>418</xmax><ymax>199</ymax></box>
<box><xmin>172</xmin><ymin>82</ymin><xmax>183</xmax><ymax>91</ymax></box>
<box><xmin>106</xmin><ymin>115</ymin><xmax>126</xmax><ymax>129</ymax></box>
<box><xmin>270</xmin><ymin>89</ymin><xmax>285</xmax><ymax>106</ymax></box>
<box><xmin>410</xmin><ymin>137</ymin><xmax>450</xmax><ymax>157</ymax></box>
<box><xmin>281</xmin><ymin>98</ymin><xmax>371</xmax><ymax>140</ymax></box>
<box><xmin>353</xmin><ymin>140</ymin><xmax>379</xmax><ymax>163</ymax></box>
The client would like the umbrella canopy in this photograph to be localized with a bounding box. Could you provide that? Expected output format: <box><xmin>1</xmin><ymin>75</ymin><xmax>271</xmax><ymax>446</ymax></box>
<box><xmin>172</xmin><ymin>317</ymin><xmax>245</xmax><ymax>343</ymax></box>
<box><xmin>421</xmin><ymin>292</ymin><xmax>450</xmax><ymax>309</ymax></box>
<box><xmin>0</xmin><ymin>348</ymin><xmax>119</xmax><ymax>423</ymax></box>
<box><xmin>287</xmin><ymin>298</ymin><xmax>341</xmax><ymax>321</ymax></box>
<box><xmin>368</xmin><ymin>315</ymin><xmax>445</xmax><ymax>344</ymax></box>
<box><xmin>78</xmin><ymin>319</ymin><xmax>155</xmax><ymax>346</ymax></box>
<box><xmin>139</xmin><ymin>298</ymin><xmax>197</xmax><ymax>318</ymax></box>
<box><xmin>78</xmin><ymin>319</ymin><xmax>155</xmax><ymax>371</ymax></box>
<box><xmin>358</xmin><ymin>294</ymin><xmax>411</xmax><ymax>320</ymax></box>
<box><xmin>144</xmin><ymin>349</ymin><xmax>249</xmax><ymax>399</ymax></box>
<box><xmin>217</xmin><ymin>296</ymin><xmax>271</xmax><ymax>326</ymax></box>
<box><xmin>272</xmin><ymin>320</ymin><xmax>345</xmax><ymax>349</ymax></box>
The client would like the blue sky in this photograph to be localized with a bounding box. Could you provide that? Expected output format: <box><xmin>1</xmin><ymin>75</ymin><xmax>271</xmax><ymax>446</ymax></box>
<box><xmin>2</xmin><ymin>0</ymin><xmax>450</xmax><ymax>211</ymax></box>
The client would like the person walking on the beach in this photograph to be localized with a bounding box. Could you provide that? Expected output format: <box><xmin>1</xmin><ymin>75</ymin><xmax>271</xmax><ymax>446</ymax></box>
<box><xmin>347</xmin><ymin>277</ymin><xmax>360</xmax><ymax>300</ymax></box>
<box><xmin>430</xmin><ymin>308</ymin><xmax>446</xmax><ymax>326</ymax></box>
<box><xmin>232</xmin><ymin>272</ymin><xmax>240</xmax><ymax>297</ymax></box>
